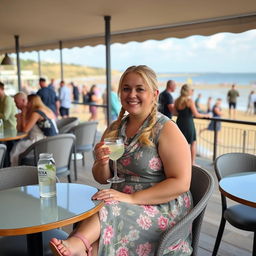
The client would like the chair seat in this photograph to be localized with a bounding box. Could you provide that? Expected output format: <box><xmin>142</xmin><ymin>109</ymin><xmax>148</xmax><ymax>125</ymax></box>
<box><xmin>224</xmin><ymin>204</ymin><xmax>256</xmax><ymax>231</ymax></box>
<box><xmin>77</xmin><ymin>144</ymin><xmax>93</xmax><ymax>152</ymax></box>
<box><xmin>57</xmin><ymin>166</ymin><xmax>70</xmax><ymax>177</ymax></box>
<box><xmin>0</xmin><ymin>229</ymin><xmax>68</xmax><ymax>256</ymax></box>
<box><xmin>20</xmin><ymin>154</ymin><xmax>35</xmax><ymax>166</ymax></box>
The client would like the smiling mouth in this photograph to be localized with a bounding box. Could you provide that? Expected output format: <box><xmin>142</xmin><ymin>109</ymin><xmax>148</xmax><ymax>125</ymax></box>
<box><xmin>127</xmin><ymin>101</ymin><xmax>140</xmax><ymax>105</ymax></box>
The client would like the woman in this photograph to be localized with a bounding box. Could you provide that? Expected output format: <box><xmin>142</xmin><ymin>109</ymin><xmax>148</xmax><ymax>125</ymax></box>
<box><xmin>10</xmin><ymin>94</ymin><xmax>58</xmax><ymax>165</ymax></box>
<box><xmin>207</xmin><ymin>98</ymin><xmax>222</xmax><ymax>132</ymax></box>
<box><xmin>50</xmin><ymin>65</ymin><xmax>193</xmax><ymax>256</ymax></box>
<box><xmin>88</xmin><ymin>84</ymin><xmax>100</xmax><ymax>121</ymax></box>
<box><xmin>174</xmin><ymin>84</ymin><xmax>209</xmax><ymax>165</ymax></box>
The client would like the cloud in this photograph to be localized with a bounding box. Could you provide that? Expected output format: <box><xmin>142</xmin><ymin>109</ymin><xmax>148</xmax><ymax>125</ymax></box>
<box><xmin>204</xmin><ymin>33</ymin><xmax>226</xmax><ymax>49</ymax></box>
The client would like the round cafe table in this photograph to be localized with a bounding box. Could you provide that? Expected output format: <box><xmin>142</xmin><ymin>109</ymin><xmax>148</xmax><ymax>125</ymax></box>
<box><xmin>0</xmin><ymin>129</ymin><xmax>27</xmax><ymax>142</ymax></box>
<box><xmin>219</xmin><ymin>171</ymin><xmax>256</xmax><ymax>208</ymax></box>
<box><xmin>0</xmin><ymin>183</ymin><xmax>104</xmax><ymax>256</ymax></box>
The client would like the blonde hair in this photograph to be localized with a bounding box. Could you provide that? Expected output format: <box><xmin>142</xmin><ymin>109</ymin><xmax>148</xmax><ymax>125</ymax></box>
<box><xmin>27</xmin><ymin>94</ymin><xmax>52</xmax><ymax>116</ymax></box>
<box><xmin>105</xmin><ymin>65</ymin><xmax>158</xmax><ymax>146</ymax></box>
<box><xmin>174</xmin><ymin>84</ymin><xmax>191</xmax><ymax>109</ymax></box>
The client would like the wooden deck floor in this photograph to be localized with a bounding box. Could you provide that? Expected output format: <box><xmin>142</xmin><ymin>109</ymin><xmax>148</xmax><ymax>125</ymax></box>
<box><xmin>61</xmin><ymin>150</ymin><xmax>253</xmax><ymax>256</ymax></box>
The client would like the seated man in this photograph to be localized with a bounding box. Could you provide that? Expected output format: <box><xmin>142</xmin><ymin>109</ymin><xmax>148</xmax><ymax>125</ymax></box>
<box><xmin>0</xmin><ymin>81</ymin><xmax>17</xmax><ymax>130</ymax></box>
<box><xmin>14</xmin><ymin>92</ymin><xmax>28</xmax><ymax>131</ymax></box>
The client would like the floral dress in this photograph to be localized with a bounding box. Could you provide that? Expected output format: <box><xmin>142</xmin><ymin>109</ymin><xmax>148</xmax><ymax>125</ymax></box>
<box><xmin>98</xmin><ymin>113</ymin><xmax>193</xmax><ymax>256</ymax></box>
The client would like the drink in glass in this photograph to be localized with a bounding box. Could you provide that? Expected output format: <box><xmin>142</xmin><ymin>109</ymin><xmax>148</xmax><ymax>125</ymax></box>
<box><xmin>104</xmin><ymin>137</ymin><xmax>125</xmax><ymax>183</ymax></box>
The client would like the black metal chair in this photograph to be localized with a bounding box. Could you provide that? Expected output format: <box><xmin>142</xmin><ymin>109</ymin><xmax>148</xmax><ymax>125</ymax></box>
<box><xmin>212</xmin><ymin>152</ymin><xmax>256</xmax><ymax>256</ymax></box>
<box><xmin>156</xmin><ymin>165</ymin><xmax>214</xmax><ymax>256</ymax></box>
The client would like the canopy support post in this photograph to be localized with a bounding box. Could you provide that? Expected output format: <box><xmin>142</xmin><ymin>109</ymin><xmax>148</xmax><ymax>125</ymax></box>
<box><xmin>59</xmin><ymin>41</ymin><xmax>64</xmax><ymax>81</ymax></box>
<box><xmin>105</xmin><ymin>15</ymin><xmax>112</xmax><ymax>126</ymax></box>
<box><xmin>37</xmin><ymin>51</ymin><xmax>42</xmax><ymax>78</ymax></box>
<box><xmin>15</xmin><ymin>35</ymin><xmax>21</xmax><ymax>91</ymax></box>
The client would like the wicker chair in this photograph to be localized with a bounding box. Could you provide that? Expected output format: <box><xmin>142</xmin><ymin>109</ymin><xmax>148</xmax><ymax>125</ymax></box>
<box><xmin>156</xmin><ymin>165</ymin><xmax>214</xmax><ymax>256</ymax></box>
<box><xmin>0</xmin><ymin>166</ymin><xmax>68</xmax><ymax>256</ymax></box>
<box><xmin>212</xmin><ymin>153</ymin><xmax>256</xmax><ymax>256</ymax></box>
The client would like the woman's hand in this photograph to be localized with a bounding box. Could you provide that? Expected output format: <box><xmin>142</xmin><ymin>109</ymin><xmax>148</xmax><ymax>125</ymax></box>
<box><xmin>92</xmin><ymin>189</ymin><xmax>134</xmax><ymax>204</ymax></box>
<box><xmin>94</xmin><ymin>141</ymin><xmax>110</xmax><ymax>166</ymax></box>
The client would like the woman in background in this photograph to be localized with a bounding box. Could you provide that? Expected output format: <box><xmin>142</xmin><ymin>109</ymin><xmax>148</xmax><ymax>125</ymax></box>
<box><xmin>174</xmin><ymin>84</ymin><xmax>209</xmax><ymax>165</ymax></box>
<box><xmin>88</xmin><ymin>84</ymin><xmax>101</xmax><ymax>121</ymax></box>
<box><xmin>10</xmin><ymin>94</ymin><xmax>58</xmax><ymax>165</ymax></box>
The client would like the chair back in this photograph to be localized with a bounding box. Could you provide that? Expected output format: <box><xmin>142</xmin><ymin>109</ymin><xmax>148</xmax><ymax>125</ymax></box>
<box><xmin>56</xmin><ymin>117</ymin><xmax>79</xmax><ymax>133</ymax></box>
<box><xmin>18</xmin><ymin>134</ymin><xmax>76</xmax><ymax>177</ymax></box>
<box><xmin>215</xmin><ymin>152</ymin><xmax>256</xmax><ymax>181</ymax></box>
<box><xmin>70</xmin><ymin>121</ymin><xmax>98</xmax><ymax>151</ymax></box>
<box><xmin>0</xmin><ymin>144</ymin><xmax>7</xmax><ymax>168</ymax></box>
<box><xmin>0</xmin><ymin>166</ymin><xmax>38</xmax><ymax>190</ymax></box>
<box><xmin>156</xmin><ymin>165</ymin><xmax>214</xmax><ymax>256</ymax></box>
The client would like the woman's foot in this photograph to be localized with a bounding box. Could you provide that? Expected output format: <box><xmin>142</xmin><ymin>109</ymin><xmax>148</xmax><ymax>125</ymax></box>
<box><xmin>50</xmin><ymin>234</ymin><xmax>91</xmax><ymax>256</ymax></box>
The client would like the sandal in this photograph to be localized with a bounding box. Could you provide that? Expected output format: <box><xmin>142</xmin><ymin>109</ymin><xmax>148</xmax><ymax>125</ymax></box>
<box><xmin>49</xmin><ymin>232</ymin><xmax>92</xmax><ymax>256</ymax></box>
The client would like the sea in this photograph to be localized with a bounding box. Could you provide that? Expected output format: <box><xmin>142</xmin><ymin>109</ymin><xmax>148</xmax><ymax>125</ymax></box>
<box><xmin>157</xmin><ymin>72</ymin><xmax>256</xmax><ymax>111</ymax></box>
<box><xmin>96</xmin><ymin>72</ymin><xmax>256</xmax><ymax>111</ymax></box>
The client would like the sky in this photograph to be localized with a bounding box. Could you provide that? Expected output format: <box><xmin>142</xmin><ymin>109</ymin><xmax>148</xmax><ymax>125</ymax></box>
<box><xmin>19</xmin><ymin>29</ymin><xmax>256</xmax><ymax>73</ymax></box>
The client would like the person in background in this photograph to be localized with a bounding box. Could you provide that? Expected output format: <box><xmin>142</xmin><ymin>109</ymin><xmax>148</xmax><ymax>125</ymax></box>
<box><xmin>71</xmin><ymin>82</ymin><xmax>80</xmax><ymax>113</ymax></box>
<box><xmin>174</xmin><ymin>84</ymin><xmax>209</xmax><ymax>165</ymax></box>
<box><xmin>227</xmin><ymin>84</ymin><xmax>239</xmax><ymax>119</ymax></box>
<box><xmin>195</xmin><ymin>93</ymin><xmax>204</xmax><ymax>113</ymax></box>
<box><xmin>10</xmin><ymin>94</ymin><xmax>58</xmax><ymax>166</ymax></box>
<box><xmin>200</xmin><ymin>98</ymin><xmax>223</xmax><ymax>135</ymax></box>
<box><xmin>246</xmin><ymin>90</ymin><xmax>254</xmax><ymax>115</ymax></box>
<box><xmin>71</xmin><ymin>82</ymin><xmax>80</xmax><ymax>103</ymax></box>
<box><xmin>252</xmin><ymin>92</ymin><xmax>256</xmax><ymax>115</ymax></box>
<box><xmin>110</xmin><ymin>85</ymin><xmax>121</xmax><ymax>122</ymax></box>
<box><xmin>0</xmin><ymin>81</ymin><xmax>18</xmax><ymax>166</ymax></box>
<box><xmin>88</xmin><ymin>84</ymin><xmax>101</xmax><ymax>121</ymax></box>
<box><xmin>0</xmin><ymin>81</ymin><xmax>17</xmax><ymax>130</ymax></box>
<box><xmin>206</xmin><ymin>96</ymin><xmax>212</xmax><ymax>114</ymax></box>
<box><xmin>37</xmin><ymin>77</ymin><xmax>60</xmax><ymax>117</ymax></box>
<box><xmin>82</xmin><ymin>84</ymin><xmax>90</xmax><ymax>112</ymax></box>
<box><xmin>158</xmin><ymin>79</ymin><xmax>176</xmax><ymax>119</ymax></box>
<box><xmin>48</xmin><ymin>78</ymin><xmax>56</xmax><ymax>91</ymax></box>
<box><xmin>102</xmin><ymin>85</ymin><xmax>122</xmax><ymax>124</ymax></box>
<box><xmin>50</xmin><ymin>65</ymin><xmax>193</xmax><ymax>256</ymax></box>
<box><xmin>59</xmin><ymin>81</ymin><xmax>71</xmax><ymax>118</ymax></box>
<box><xmin>14</xmin><ymin>92</ymin><xmax>28</xmax><ymax>131</ymax></box>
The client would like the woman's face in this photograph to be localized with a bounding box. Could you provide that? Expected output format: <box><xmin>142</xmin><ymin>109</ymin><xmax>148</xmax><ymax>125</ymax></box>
<box><xmin>120</xmin><ymin>72</ymin><xmax>157</xmax><ymax>118</ymax></box>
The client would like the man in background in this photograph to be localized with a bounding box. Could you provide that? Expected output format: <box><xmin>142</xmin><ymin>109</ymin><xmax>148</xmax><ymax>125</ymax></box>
<box><xmin>0</xmin><ymin>81</ymin><xmax>17</xmax><ymax>166</ymax></box>
<box><xmin>0</xmin><ymin>82</ymin><xmax>17</xmax><ymax>130</ymax></box>
<box><xmin>227</xmin><ymin>84</ymin><xmax>239</xmax><ymax>119</ymax></box>
<box><xmin>158</xmin><ymin>80</ymin><xmax>176</xmax><ymax>119</ymax></box>
<box><xmin>37</xmin><ymin>77</ymin><xmax>59</xmax><ymax>117</ymax></box>
<box><xmin>59</xmin><ymin>80</ymin><xmax>71</xmax><ymax>118</ymax></box>
<box><xmin>14</xmin><ymin>92</ymin><xmax>28</xmax><ymax>131</ymax></box>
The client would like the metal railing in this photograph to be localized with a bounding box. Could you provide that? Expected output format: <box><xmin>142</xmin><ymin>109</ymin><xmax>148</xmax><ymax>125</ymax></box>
<box><xmin>194</xmin><ymin>117</ymin><xmax>256</xmax><ymax>161</ymax></box>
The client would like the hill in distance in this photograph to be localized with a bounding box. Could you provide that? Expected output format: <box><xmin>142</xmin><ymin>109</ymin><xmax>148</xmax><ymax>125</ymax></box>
<box><xmin>3</xmin><ymin>58</ymin><xmax>120</xmax><ymax>80</ymax></box>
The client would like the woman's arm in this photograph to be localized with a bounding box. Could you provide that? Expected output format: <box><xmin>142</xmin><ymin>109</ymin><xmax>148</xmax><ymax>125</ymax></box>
<box><xmin>93</xmin><ymin>121</ymin><xmax>192</xmax><ymax>205</ymax></box>
<box><xmin>188</xmin><ymin>99</ymin><xmax>209</xmax><ymax>118</ymax></box>
<box><xmin>92</xmin><ymin>141</ymin><xmax>112</xmax><ymax>184</ymax></box>
<box><xmin>214</xmin><ymin>106</ymin><xmax>222</xmax><ymax>116</ymax></box>
<box><xmin>21</xmin><ymin>112</ymin><xmax>41</xmax><ymax>132</ymax></box>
